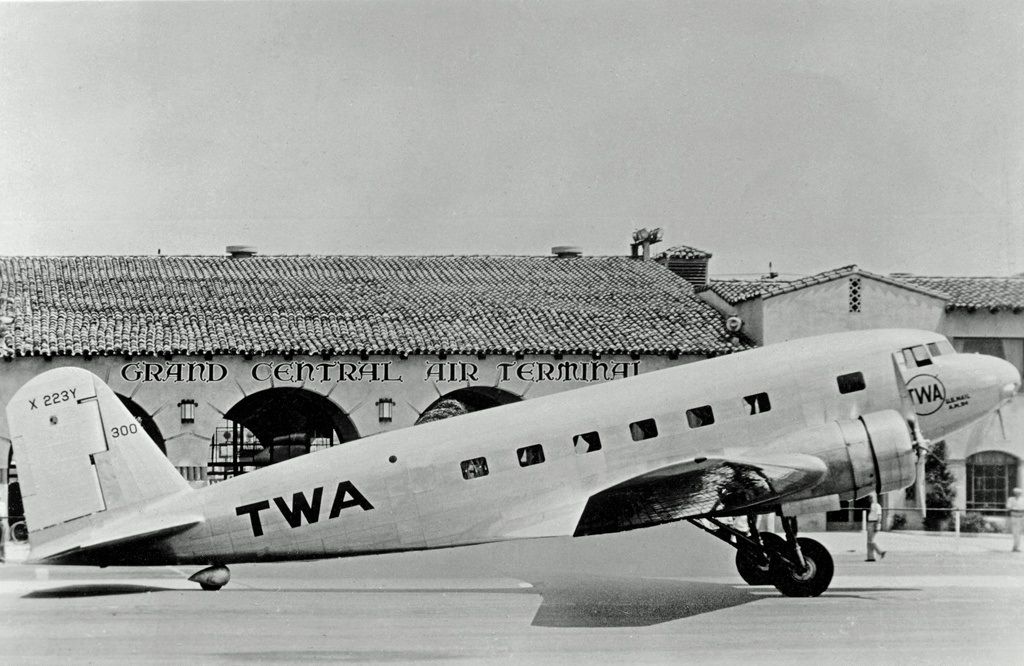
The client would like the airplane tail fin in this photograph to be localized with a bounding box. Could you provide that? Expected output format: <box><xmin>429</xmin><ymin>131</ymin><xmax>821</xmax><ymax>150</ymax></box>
<box><xmin>6</xmin><ymin>367</ymin><xmax>191</xmax><ymax>542</ymax></box>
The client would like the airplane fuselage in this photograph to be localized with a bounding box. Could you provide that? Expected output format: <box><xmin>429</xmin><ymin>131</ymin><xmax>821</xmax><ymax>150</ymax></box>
<box><xmin>53</xmin><ymin>329</ymin><xmax>1015</xmax><ymax>567</ymax></box>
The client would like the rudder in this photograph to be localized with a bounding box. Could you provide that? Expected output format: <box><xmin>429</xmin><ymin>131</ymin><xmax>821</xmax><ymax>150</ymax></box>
<box><xmin>6</xmin><ymin>367</ymin><xmax>190</xmax><ymax>534</ymax></box>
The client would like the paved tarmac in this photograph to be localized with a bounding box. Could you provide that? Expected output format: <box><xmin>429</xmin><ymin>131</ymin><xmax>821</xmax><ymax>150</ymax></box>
<box><xmin>1</xmin><ymin>527</ymin><xmax>1022</xmax><ymax>665</ymax></box>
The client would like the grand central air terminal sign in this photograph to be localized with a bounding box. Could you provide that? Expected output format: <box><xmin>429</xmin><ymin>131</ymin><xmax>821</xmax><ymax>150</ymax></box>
<box><xmin>102</xmin><ymin>354</ymin><xmax>658</xmax><ymax>484</ymax></box>
<box><xmin>120</xmin><ymin>359</ymin><xmax>644</xmax><ymax>384</ymax></box>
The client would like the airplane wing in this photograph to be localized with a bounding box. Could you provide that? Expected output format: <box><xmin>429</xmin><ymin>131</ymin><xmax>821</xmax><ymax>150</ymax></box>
<box><xmin>573</xmin><ymin>454</ymin><xmax>827</xmax><ymax>537</ymax></box>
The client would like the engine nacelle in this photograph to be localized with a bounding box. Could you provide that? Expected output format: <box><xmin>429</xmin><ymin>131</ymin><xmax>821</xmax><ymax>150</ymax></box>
<box><xmin>763</xmin><ymin>409</ymin><xmax>916</xmax><ymax>502</ymax></box>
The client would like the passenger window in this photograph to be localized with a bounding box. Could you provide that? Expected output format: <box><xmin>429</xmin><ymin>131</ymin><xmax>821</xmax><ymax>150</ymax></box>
<box><xmin>837</xmin><ymin>372</ymin><xmax>866</xmax><ymax>394</ymax></box>
<box><xmin>461</xmin><ymin>457</ymin><xmax>489</xmax><ymax>480</ymax></box>
<box><xmin>573</xmin><ymin>431</ymin><xmax>602</xmax><ymax>454</ymax></box>
<box><xmin>517</xmin><ymin>444</ymin><xmax>545</xmax><ymax>467</ymax></box>
<box><xmin>743</xmin><ymin>393</ymin><xmax>771</xmax><ymax>415</ymax></box>
<box><xmin>629</xmin><ymin>419</ymin><xmax>658</xmax><ymax>441</ymax></box>
<box><xmin>685</xmin><ymin>405</ymin><xmax>715</xmax><ymax>428</ymax></box>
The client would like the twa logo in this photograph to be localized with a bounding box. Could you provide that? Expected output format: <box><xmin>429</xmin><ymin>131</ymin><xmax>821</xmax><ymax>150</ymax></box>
<box><xmin>906</xmin><ymin>374</ymin><xmax>946</xmax><ymax>416</ymax></box>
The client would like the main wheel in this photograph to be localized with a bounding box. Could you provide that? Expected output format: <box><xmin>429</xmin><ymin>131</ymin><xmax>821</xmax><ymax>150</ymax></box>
<box><xmin>735</xmin><ymin>532</ymin><xmax>784</xmax><ymax>585</ymax></box>
<box><xmin>772</xmin><ymin>537</ymin><xmax>834</xmax><ymax>597</ymax></box>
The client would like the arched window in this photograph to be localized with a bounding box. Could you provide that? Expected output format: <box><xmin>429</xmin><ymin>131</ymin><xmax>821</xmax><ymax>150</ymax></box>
<box><xmin>966</xmin><ymin>451</ymin><xmax>1020</xmax><ymax>512</ymax></box>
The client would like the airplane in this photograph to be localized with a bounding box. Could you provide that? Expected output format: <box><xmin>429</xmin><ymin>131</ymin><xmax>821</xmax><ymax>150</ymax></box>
<box><xmin>5</xmin><ymin>329</ymin><xmax>1019</xmax><ymax>597</ymax></box>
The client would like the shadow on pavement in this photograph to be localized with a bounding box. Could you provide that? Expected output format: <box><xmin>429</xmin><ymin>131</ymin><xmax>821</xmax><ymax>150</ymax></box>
<box><xmin>529</xmin><ymin>575</ymin><xmax>763</xmax><ymax>628</ymax></box>
<box><xmin>23</xmin><ymin>584</ymin><xmax>175</xmax><ymax>598</ymax></box>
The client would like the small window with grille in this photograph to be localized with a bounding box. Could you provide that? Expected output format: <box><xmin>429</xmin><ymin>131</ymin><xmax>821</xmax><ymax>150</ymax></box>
<box><xmin>849</xmin><ymin>277</ymin><xmax>862</xmax><ymax>313</ymax></box>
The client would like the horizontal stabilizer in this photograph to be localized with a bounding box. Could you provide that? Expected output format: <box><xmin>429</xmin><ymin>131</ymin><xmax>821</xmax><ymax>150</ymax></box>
<box><xmin>28</xmin><ymin>514</ymin><xmax>202</xmax><ymax>565</ymax></box>
<box><xmin>574</xmin><ymin>453</ymin><xmax>827</xmax><ymax>537</ymax></box>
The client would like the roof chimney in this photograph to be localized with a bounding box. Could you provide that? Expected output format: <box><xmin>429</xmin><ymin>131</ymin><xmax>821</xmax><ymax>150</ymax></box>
<box><xmin>552</xmin><ymin>246</ymin><xmax>583</xmax><ymax>258</ymax></box>
<box><xmin>226</xmin><ymin>245</ymin><xmax>257</xmax><ymax>258</ymax></box>
<box><xmin>655</xmin><ymin>245</ymin><xmax>712</xmax><ymax>288</ymax></box>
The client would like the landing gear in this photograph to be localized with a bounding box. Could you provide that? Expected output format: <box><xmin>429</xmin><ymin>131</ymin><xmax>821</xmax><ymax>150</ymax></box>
<box><xmin>735</xmin><ymin>532</ymin><xmax>783</xmax><ymax>585</ymax></box>
<box><xmin>688</xmin><ymin>513</ymin><xmax>834</xmax><ymax>597</ymax></box>
<box><xmin>188</xmin><ymin>564</ymin><xmax>231</xmax><ymax>591</ymax></box>
<box><xmin>771</xmin><ymin>537</ymin><xmax>833</xmax><ymax>597</ymax></box>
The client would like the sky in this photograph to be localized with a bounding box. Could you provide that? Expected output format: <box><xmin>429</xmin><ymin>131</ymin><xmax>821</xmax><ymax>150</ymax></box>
<box><xmin>1</xmin><ymin>0</ymin><xmax>1022</xmax><ymax>278</ymax></box>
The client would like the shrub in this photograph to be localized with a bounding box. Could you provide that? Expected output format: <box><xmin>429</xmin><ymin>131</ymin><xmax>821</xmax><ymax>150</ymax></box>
<box><xmin>959</xmin><ymin>512</ymin><xmax>1002</xmax><ymax>534</ymax></box>
<box><xmin>890</xmin><ymin>514</ymin><xmax>907</xmax><ymax>530</ymax></box>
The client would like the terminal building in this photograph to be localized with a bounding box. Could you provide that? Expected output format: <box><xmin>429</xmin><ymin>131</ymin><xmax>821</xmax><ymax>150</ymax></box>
<box><xmin>1</xmin><ymin>241</ymin><xmax>1022</xmax><ymax>535</ymax></box>
<box><xmin>0</xmin><ymin>244</ymin><xmax>742</xmax><ymax>507</ymax></box>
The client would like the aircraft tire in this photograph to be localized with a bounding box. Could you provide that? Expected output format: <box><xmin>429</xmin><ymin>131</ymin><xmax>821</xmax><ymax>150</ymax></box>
<box><xmin>198</xmin><ymin>582</ymin><xmax>224</xmax><ymax>591</ymax></box>
<box><xmin>735</xmin><ymin>532</ymin><xmax>784</xmax><ymax>585</ymax></box>
<box><xmin>772</xmin><ymin>537</ymin><xmax>834</xmax><ymax>597</ymax></box>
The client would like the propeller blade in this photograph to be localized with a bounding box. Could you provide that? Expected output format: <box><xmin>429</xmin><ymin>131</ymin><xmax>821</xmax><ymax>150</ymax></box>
<box><xmin>916</xmin><ymin>449</ymin><xmax>927</xmax><ymax>518</ymax></box>
<box><xmin>891</xmin><ymin>353</ymin><xmax>916</xmax><ymax>420</ymax></box>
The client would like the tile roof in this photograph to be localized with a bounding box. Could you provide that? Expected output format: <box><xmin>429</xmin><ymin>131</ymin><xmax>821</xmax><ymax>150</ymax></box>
<box><xmin>704</xmin><ymin>265</ymin><xmax>948</xmax><ymax>305</ymax></box>
<box><xmin>655</xmin><ymin>245</ymin><xmax>712</xmax><ymax>260</ymax></box>
<box><xmin>0</xmin><ymin>255</ymin><xmax>748</xmax><ymax>358</ymax></box>
<box><xmin>896</xmin><ymin>276</ymin><xmax>1024</xmax><ymax>312</ymax></box>
<box><xmin>700</xmin><ymin>278</ymin><xmax>785</xmax><ymax>306</ymax></box>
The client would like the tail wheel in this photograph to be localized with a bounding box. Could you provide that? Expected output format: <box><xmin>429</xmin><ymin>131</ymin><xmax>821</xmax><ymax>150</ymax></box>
<box><xmin>772</xmin><ymin>537</ymin><xmax>834</xmax><ymax>597</ymax></box>
<box><xmin>735</xmin><ymin>532</ymin><xmax>784</xmax><ymax>585</ymax></box>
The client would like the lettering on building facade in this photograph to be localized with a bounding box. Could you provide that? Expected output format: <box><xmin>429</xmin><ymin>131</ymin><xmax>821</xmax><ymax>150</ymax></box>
<box><xmin>120</xmin><ymin>358</ymin><xmax>642</xmax><ymax>384</ymax></box>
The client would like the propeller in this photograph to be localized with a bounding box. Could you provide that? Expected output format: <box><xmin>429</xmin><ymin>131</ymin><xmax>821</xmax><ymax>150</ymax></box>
<box><xmin>909</xmin><ymin>416</ymin><xmax>931</xmax><ymax>518</ymax></box>
<box><xmin>892</xmin><ymin>353</ymin><xmax>930</xmax><ymax>517</ymax></box>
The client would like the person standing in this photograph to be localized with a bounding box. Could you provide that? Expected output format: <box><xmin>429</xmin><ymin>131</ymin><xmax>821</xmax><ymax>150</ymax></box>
<box><xmin>1007</xmin><ymin>487</ymin><xmax>1024</xmax><ymax>553</ymax></box>
<box><xmin>866</xmin><ymin>494</ymin><xmax>886</xmax><ymax>562</ymax></box>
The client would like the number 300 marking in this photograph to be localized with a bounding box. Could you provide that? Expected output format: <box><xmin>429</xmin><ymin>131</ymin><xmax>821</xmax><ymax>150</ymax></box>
<box><xmin>110</xmin><ymin>424</ymin><xmax>138</xmax><ymax>438</ymax></box>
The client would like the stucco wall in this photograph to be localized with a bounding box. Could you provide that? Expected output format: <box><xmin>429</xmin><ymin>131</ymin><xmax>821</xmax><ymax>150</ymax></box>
<box><xmin>761</xmin><ymin>277</ymin><xmax>946</xmax><ymax>345</ymax></box>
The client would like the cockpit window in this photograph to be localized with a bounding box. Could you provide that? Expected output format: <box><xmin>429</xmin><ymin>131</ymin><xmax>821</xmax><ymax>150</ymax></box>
<box><xmin>902</xmin><ymin>345</ymin><xmax>933</xmax><ymax>368</ymax></box>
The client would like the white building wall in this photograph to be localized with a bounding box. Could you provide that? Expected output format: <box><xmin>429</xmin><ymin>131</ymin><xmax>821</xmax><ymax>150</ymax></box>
<box><xmin>760</xmin><ymin>277</ymin><xmax>946</xmax><ymax>346</ymax></box>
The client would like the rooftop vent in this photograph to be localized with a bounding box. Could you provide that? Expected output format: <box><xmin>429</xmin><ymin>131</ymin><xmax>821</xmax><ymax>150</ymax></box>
<box><xmin>226</xmin><ymin>245</ymin><xmax>257</xmax><ymax>258</ymax></box>
<box><xmin>552</xmin><ymin>246</ymin><xmax>583</xmax><ymax>258</ymax></box>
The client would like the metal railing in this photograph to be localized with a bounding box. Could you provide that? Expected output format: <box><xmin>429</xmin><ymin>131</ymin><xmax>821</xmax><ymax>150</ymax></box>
<box><xmin>840</xmin><ymin>507</ymin><xmax>1017</xmax><ymax>535</ymax></box>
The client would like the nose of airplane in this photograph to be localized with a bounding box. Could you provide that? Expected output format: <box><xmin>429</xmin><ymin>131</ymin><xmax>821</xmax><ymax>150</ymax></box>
<box><xmin>997</xmin><ymin>357</ymin><xmax>1022</xmax><ymax>401</ymax></box>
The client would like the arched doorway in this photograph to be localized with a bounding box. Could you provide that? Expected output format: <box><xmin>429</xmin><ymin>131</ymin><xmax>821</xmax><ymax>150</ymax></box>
<box><xmin>211</xmin><ymin>388</ymin><xmax>358</xmax><ymax>481</ymax></box>
<box><xmin>416</xmin><ymin>387</ymin><xmax>522</xmax><ymax>425</ymax></box>
<box><xmin>116</xmin><ymin>394</ymin><xmax>166</xmax><ymax>455</ymax></box>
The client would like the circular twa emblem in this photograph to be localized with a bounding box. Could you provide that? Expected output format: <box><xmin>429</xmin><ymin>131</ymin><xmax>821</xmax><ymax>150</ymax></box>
<box><xmin>906</xmin><ymin>374</ymin><xmax>946</xmax><ymax>416</ymax></box>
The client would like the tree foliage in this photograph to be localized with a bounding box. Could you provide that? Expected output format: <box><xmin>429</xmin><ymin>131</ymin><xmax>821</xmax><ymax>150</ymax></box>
<box><xmin>924</xmin><ymin>440</ymin><xmax>956</xmax><ymax>531</ymax></box>
<box><xmin>415</xmin><ymin>398</ymin><xmax>470</xmax><ymax>425</ymax></box>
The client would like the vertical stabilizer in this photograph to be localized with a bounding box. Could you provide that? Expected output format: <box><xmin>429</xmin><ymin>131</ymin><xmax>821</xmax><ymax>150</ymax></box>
<box><xmin>7</xmin><ymin>367</ymin><xmax>190</xmax><ymax>534</ymax></box>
